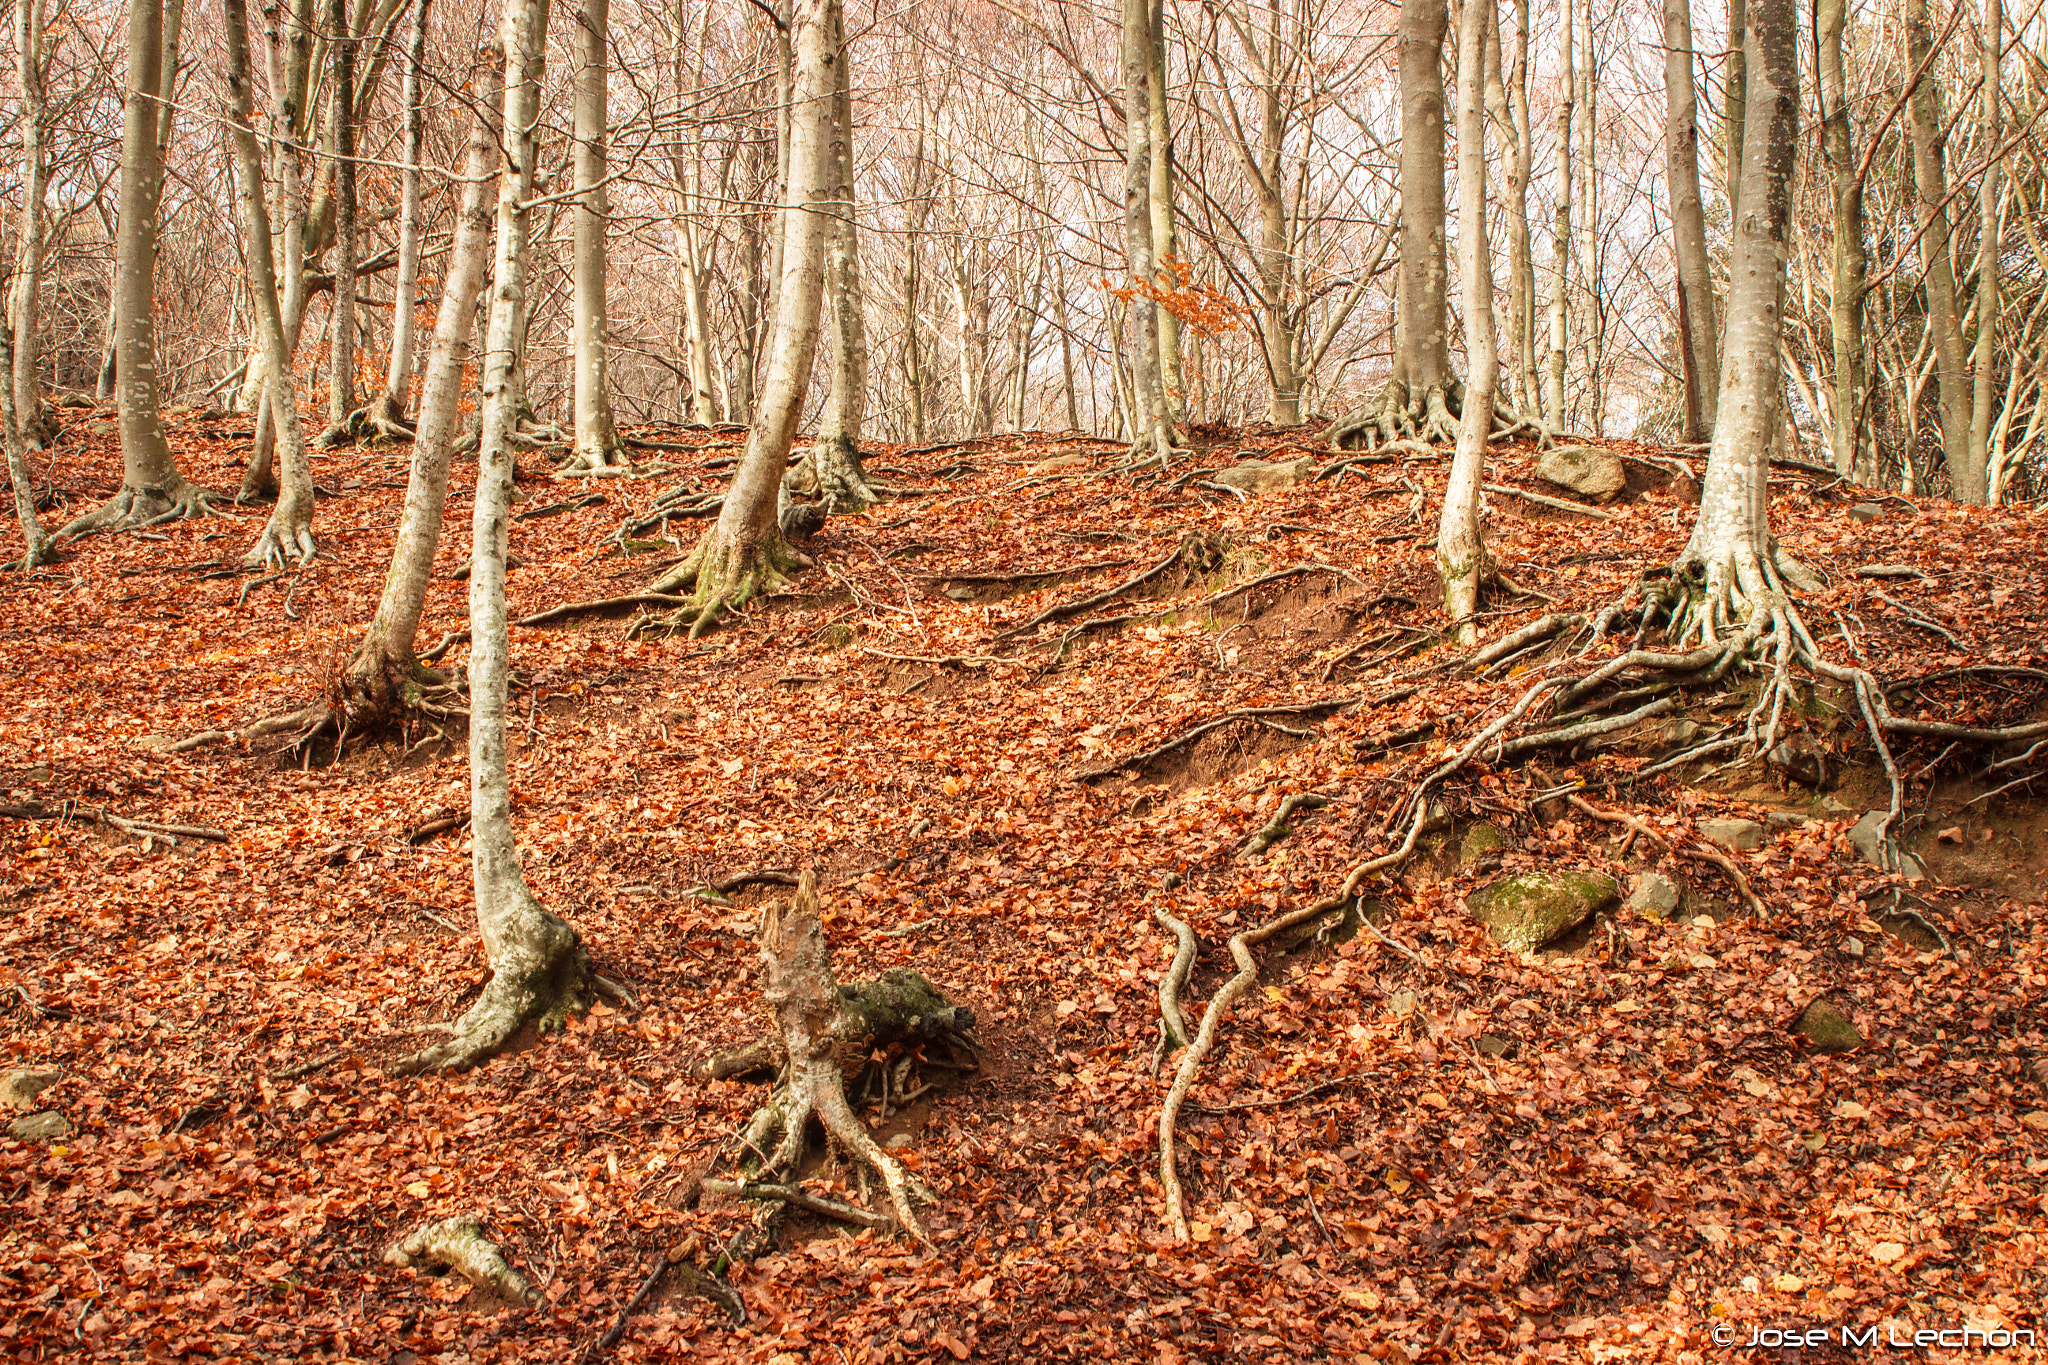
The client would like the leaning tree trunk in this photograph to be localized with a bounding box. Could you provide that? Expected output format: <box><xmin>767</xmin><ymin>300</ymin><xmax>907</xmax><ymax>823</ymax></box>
<box><xmin>397</xmin><ymin>0</ymin><xmax>592</xmax><ymax>1076</ymax></box>
<box><xmin>1669</xmin><ymin>0</ymin><xmax>1801</xmax><ymax>642</ymax></box>
<box><xmin>1438</xmin><ymin>0</ymin><xmax>1498</xmax><ymax>645</ymax></box>
<box><xmin>1969</xmin><ymin>0</ymin><xmax>2002</xmax><ymax>489</ymax></box>
<box><xmin>224</xmin><ymin>0</ymin><xmax>313</xmax><ymax>570</ymax></box>
<box><xmin>565</xmin><ymin>0</ymin><xmax>622</xmax><ymax>469</ymax></box>
<box><xmin>339</xmin><ymin>73</ymin><xmax>500</xmax><ymax>724</ymax></box>
<box><xmin>1544</xmin><ymin>0</ymin><xmax>1572</xmax><ymax>431</ymax></box>
<box><xmin>1817</xmin><ymin>0</ymin><xmax>1869</xmax><ymax>480</ymax></box>
<box><xmin>7</xmin><ymin>0</ymin><xmax>51</xmax><ymax>566</ymax></box>
<box><xmin>1907</xmin><ymin>0</ymin><xmax>1979</xmax><ymax>502</ymax></box>
<box><xmin>1120</xmin><ymin>0</ymin><xmax>1177</xmax><ymax>464</ymax></box>
<box><xmin>646</xmin><ymin>0</ymin><xmax>835</xmax><ymax>632</ymax></box>
<box><xmin>1398</xmin><ymin>0</ymin><xmax>1452</xmax><ymax>440</ymax></box>
<box><xmin>63</xmin><ymin>0</ymin><xmax>212</xmax><ymax>537</ymax></box>
<box><xmin>791</xmin><ymin>1</ymin><xmax>877</xmax><ymax>514</ymax></box>
<box><xmin>1664</xmin><ymin>0</ymin><xmax>1719</xmax><ymax>443</ymax></box>
<box><xmin>376</xmin><ymin>0</ymin><xmax>429</xmax><ymax>430</ymax></box>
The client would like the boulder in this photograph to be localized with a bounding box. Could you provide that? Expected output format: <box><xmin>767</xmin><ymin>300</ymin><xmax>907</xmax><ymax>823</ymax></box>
<box><xmin>1211</xmin><ymin>456</ymin><xmax>1313</xmax><ymax>495</ymax></box>
<box><xmin>1</xmin><ymin>1069</ymin><xmax>59</xmax><ymax>1112</ymax></box>
<box><xmin>1793</xmin><ymin>998</ymin><xmax>1863</xmax><ymax>1053</ymax></box>
<box><xmin>1533</xmin><ymin>445</ymin><xmax>1627</xmax><ymax>503</ymax></box>
<box><xmin>1458</xmin><ymin>823</ymin><xmax>1509</xmax><ymax>866</ymax></box>
<box><xmin>8</xmin><ymin>1111</ymin><xmax>71</xmax><ymax>1141</ymax></box>
<box><xmin>1847</xmin><ymin>502</ymin><xmax>1886</xmax><ymax>524</ymax></box>
<box><xmin>1626</xmin><ymin>873</ymin><xmax>1682</xmax><ymax>919</ymax></box>
<box><xmin>1466</xmin><ymin>870</ymin><xmax>1620</xmax><ymax>953</ymax></box>
<box><xmin>1848</xmin><ymin>810</ymin><xmax>1926</xmax><ymax>879</ymax></box>
<box><xmin>1699</xmin><ymin>817</ymin><xmax>1765</xmax><ymax>852</ymax></box>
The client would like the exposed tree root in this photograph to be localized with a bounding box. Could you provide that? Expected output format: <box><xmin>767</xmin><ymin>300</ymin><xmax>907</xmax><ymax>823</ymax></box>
<box><xmin>996</xmin><ymin>532</ymin><xmax>1225</xmax><ymax>642</ymax></box>
<box><xmin>788</xmin><ymin>433</ymin><xmax>880</xmax><ymax>513</ymax></box>
<box><xmin>244</xmin><ymin>513</ymin><xmax>316</xmax><ymax>570</ymax></box>
<box><xmin>384</xmin><ymin>1214</ymin><xmax>540</xmax><ymax>1307</ymax></box>
<box><xmin>390</xmin><ymin>902</ymin><xmax>592</xmax><ymax>1075</ymax></box>
<box><xmin>1326</xmin><ymin>378</ymin><xmax>1557</xmax><ymax>453</ymax></box>
<box><xmin>56</xmin><ymin>476</ymin><xmax>218</xmax><ymax>541</ymax></box>
<box><xmin>1239</xmin><ymin>792</ymin><xmax>1330</xmax><ymax>858</ymax></box>
<box><xmin>1152</xmin><ymin>908</ymin><xmax>1196</xmax><ymax>1054</ymax></box>
<box><xmin>712</xmin><ymin>872</ymin><xmax>973</xmax><ymax>1241</ymax></box>
<box><xmin>644</xmin><ymin>527</ymin><xmax>813</xmax><ymax>638</ymax></box>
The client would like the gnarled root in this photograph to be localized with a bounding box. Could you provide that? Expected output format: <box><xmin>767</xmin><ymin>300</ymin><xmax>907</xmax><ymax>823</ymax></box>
<box><xmin>645</xmin><ymin>526</ymin><xmax>813</xmax><ymax>638</ymax></box>
<box><xmin>244</xmin><ymin>518</ymin><xmax>316</xmax><ymax>570</ymax></box>
<box><xmin>391</xmin><ymin>904</ymin><xmax>592</xmax><ymax>1075</ymax></box>
<box><xmin>1419</xmin><ymin>384</ymin><xmax>1459</xmax><ymax>444</ymax></box>
<box><xmin>385</xmin><ymin>1214</ymin><xmax>541</xmax><ymax>1308</ymax></box>
<box><xmin>787</xmin><ymin>433</ymin><xmax>879</xmax><ymax>514</ymax></box>
<box><xmin>56</xmin><ymin>474</ymin><xmax>218</xmax><ymax>541</ymax></box>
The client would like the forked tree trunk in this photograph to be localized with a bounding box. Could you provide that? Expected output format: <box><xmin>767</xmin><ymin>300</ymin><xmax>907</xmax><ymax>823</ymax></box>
<box><xmin>647</xmin><ymin>0</ymin><xmax>835</xmax><ymax>632</ymax></box>
<box><xmin>1397</xmin><ymin>0</ymin><xmax>1451</xmax><ymax>435</ymax></box>
<box><xmin>1907</xmin><ymin>0</ymin><xmax>1979</xmax><ymax>502</ymax></box>
<box><xmin>1817</xmin><ymin>0</ymin><xmax>1869</xmax><ymax>480</ymax></box>
<box><xmin>1121</xmin><ymin>0</ymin><xmax>1176</xmax><ymax>463</ymax></box>
<box><xmin>1671</xmin><ymin>0</ymin><xmax>1801</xmax><ymax>640</ymax></box>
<box><xmin>1663</xmin><ymin>0</ymin><xmax>1719</xmax><ymax>442</ymax></box>
<box><xmin>224</xmin><ymin>0</ymin><xmax>313</xmax><ymax>570</ymax></box>
<box><xmin>567</xmin><ymin>0</ymin><xmax>622</xmax><ymax>468</ymax></box>
<box><xmin>7</xmin><ymin>0</ymin><xmax>51</xmax><ymax>565</ymax></box>
<box><xmin>341</xmin><ymin>75</ymin><xmax>500</xmax><ymax>721</ymax></box>
<box><xmin>378</xmin><ymin>0</ymin><xmax>429</xmax><ymax>427</ymax></box>
<box><xmin>1437</xmin><ymin>0</ymin><xmax>1497</xmax><ymax>645</ymax></box>
<box><xmin>398</xmin><ymin>0</ymin><xmax>592</xmax><ymax>1076</ymax></box>
<box><xmin>1544</xmin><ymin>0</ymin><xmax>1572</xmax><ymax>430</ymax></box>
<box><xmin>793</xmin><ymin>3</ymin><xmax>877</xmax><ymax>512</ymax></box>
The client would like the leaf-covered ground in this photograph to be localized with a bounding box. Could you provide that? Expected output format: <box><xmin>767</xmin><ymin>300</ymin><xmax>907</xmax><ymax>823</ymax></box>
<box><xmin>2</xmin><ymin>417</ymin><xmax>2046</xmax><ymax>1363</ymax></box>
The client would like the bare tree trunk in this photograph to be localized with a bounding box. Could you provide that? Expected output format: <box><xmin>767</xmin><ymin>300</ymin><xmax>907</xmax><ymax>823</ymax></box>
<box><xmin>951</xmin><ymin>246</ymin><xmax>991</xmax><ymax>436</ymax></box>
<box><xmin>1544</xmin><ymin>0</ymin><xmax>1572</xmax><ymax>430</ymax></box>
<box><xmin>4</xmin><ymin>0</ymin><xmax>50</xmax><ymax>565</ymax></box>
<box><xmin>1145</xmin><ymin>0</ymin><xmax>1183</xmax><ymax>420</ymax></box>
<box><xmin>1907</xmin><ymin>0</ymin><xmax>1979</xmax><ymax>502</ymax></box>
<box><xmin>399</xmin><ymin>0</ymin><xmax>591</xmax><ymax>1076</ymax></box>
<box><xmin>648</xmin><ymin>0</ymin><xmax>835</xmax><ymax>631</ymax></box>
<box><xmin>1398</xmin><ymin>0</ymin><xmax>1451</xmax><ymax>438</ymax></box>
<box><xmin>1576</xmin><ymin>4</ymin><xmax>1600</xmax><ymax>433</ymax></box>
<box><xmin>224</xmin><ymin>0</ymin><xmax>313</xmax><ymax>573</ymax></box>
<box><xmin>323</xmin><ymin>0</ymin><xmax>358</xmax><ymax>439</ymax></box>
<box><xmin>1817</xmin><ymin>0</ymin><xmax>1869</xmax><ymax>479</ymax></box>
<box><xmin>62</xmin><ymin>0</ymin><xmax>211</xmax><ymax>537</ymax></box>
<box><xmin>1054</xmin><ymin>256</ymin><xmax>1080</xmax><ymax>431</ymax></box>
<box><xmin>793</xmin><ymin>1</ymin><xmax>875</xmax><ymax>512</ymax></box>
<box><xmin>1664</xmin><ymin>0</ymin><xmax>1719</xmax><ymax>442</ymax></box>
<box><xmin>1255</xmin><ymin>0</ymin><xmax>1298</xmax><ymax>425</ymax></box>
<box><xmin>668</xmin><ymin>16</ymin><xmax>721</xmax><ymax>430</ymax></box>
<box><xmin>378</xmin><ymin>0</ymin><xmax>429</xmax><ymax>428</ymax></box>
<box><xmin>566</xmin><ymin>0</ymin><xmax>621</xmax><ymax>468</ymax></box>
<box><xmin>1725</xmin><ymin>0</ymin><xmax>1746</xmax><ymax>219</ymax></box>
<box><xmin>1122</xmin><ymin>0</ymin><xmax>1176</xmax><ymax>462</ymax></box>
<box><xmin>342</xmin><ymin>71</ymin><xmax>499</xmax><ymax>720</ymax></box>
<box><xmin>1438</xmin><ymin>0</ymin><xmax>1497</xmax><ymax>645</ymax></box>
<box><xmin>1487</xmin><ymin>0</ymin><xmax>1535</xmax><ymax>417</ymax></box>
<box><xmin>1672</xmin><ymin>0</ymin><xmax>1801</xmax><ymax>640</ymax></box>
<box><xmin>1969</xmin><ymin>0</ymin><xmax>2002</xmax><ymax>490</ymax></box>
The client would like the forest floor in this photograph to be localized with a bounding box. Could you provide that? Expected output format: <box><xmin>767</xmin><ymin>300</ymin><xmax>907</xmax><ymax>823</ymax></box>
<box><xmin>2</xmin><ymin>414</ymin><xmax>2046</xmax><ymax>1364</ymax></box>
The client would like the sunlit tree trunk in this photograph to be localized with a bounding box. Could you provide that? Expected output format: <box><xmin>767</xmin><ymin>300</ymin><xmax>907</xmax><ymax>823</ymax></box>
<box><xmin>1545</xmin><ymin>0</ymin><xmax>1572</xmax><ymax>429</ymax></box>
<box><xmin>1122</xmin><ymin>0</ymin><xmax>1176</xmax><ymax>462</ymax></box>
<box><xmin>1969</xmin><ymin>0</ymin><xmax>2002</xmax><ymax>490</ymax></box>
<box><xmin>1907</xmin><ymin>0</ymin><xmax>1978</xmax><ymax>500</ymax></box>
<box><xmin>566</xmin><ymin>0</ymin><xmax>622</xmax><ymax>468</ymax></box>
<box><xmin>1817</xmin><ymin>0</ymin><xmax>1869</xmax><ymax>479</ymax></box>
<box><xmin>1397</xmin><ymin>0</ymin><xmax>1450</xmax><ymax>437</ymax></box>
<box><xmin>1664</xmin><ymin>0</ymin><xmax>1719</xmax><ymax>442</ymax></box>
<box><xmin>324</xmin><ymin>0</ymin><xmax>358</xmax><ymax>437</ymax></box>
<box><xmin>5</xmin><ymin>0</ymin><xmax>50</xmax><ymax>564</ymax></box>
<box><xmin>1145</xmin><ymin>0</ymin><xmax>1183</xmax><ymax>420</ymax></box>
<box><xmin>377</xmin><ymin>0</ymin><xmax>429</xmax><ymax>429</ymax></box>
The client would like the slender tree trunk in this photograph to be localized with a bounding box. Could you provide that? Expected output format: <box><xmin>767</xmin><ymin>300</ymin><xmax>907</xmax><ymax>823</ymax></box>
<box><xmin>1577</xmin><ymin>4</ymin><xmax>1600</xmax><ymax>432</ymax></box>
<box><xmin>1488</xmin><ymin>0</ymin><xmax>1535</xmax><ymax>417</ymax></box>
<box><xmin>1725</xmin><ymin>0</ymin><xmax>1746</xmax><ymax>219</ymax></box>
<box><xmin>324</xmin><ymin>0</ymin><xmax>357</xmax><ymax>436</ymax></box>
<box><xmin>1969</xmin><ymin>0</ymin><xmax>2002</xmax><ymax>490</ymax></box>
<box><xmin>1664</xmin><ymin>0</ymin><xmax>1719</xmax><ymax>442</ymax></box>
<box><xmin>567</xmin><ymin>0</ymin><xmax>621</xmax><ymax>467</ymax></box>
<box><xmin>1053</xmin><ymin>255</ymin><xmax>1079</xmax><ymax>431</ymax></box>
<box><xmin>1817</xmin><ymin>0</ymin><xmax>1869</xmax><ymax>479</ymax></box>
<box><xmin>1120</xmin><ymin>0</ymin><xmax>1176</xmax><ymax>462</ymax></box>
<box><xmin>1146</xmin><ymin>0</ymin><xmax>1182</xmax><ymax>420</ymax></box>
<box><xmin>902</xmin><ymin>142</ymin><xmax>927</xmax><ymax>443</ymax></box>
<box><xmin>399</xmin><ymin>0</ymin><xmax>592</xmax><ymax>1076</ymax></box>
<box><xmin>1439</xmin><ymin>0</ymin><xmax>1498</xmax><ymax>646</ymax></box>
<box><xmin>378</xmin><ymin>0</ymin><xmax>428</xmax><ymax>427</ymax></box>
<box><xmin>648</xmin><ymin>0</ymin><xmax>835</xmax><ymax>630</ymax></box>
<box><xmin>951</xmin><ymin>247</ymin><xmax>990</xmax><ymax>436</ymax></box>
<box><xmin>1398</xmin><ymin>0</ymin><xmax>1451</xmax><ymax>432</ymax></box>
<box><xmin>1545</xmin><ymin>0</ymin><xmax>1572</xmax><ymax>429</ymax></box>
<box><xmin>4</xmin><ymin>0</ymin><xmax>50</xmax><ymax>564</ymax></box>
<box><xmin>1674</xmin><ymin>0</ymin><xmax>1800</xmax><ymax>639</ymax></box>
<box><xmin>1255</xmin><ymin>2</ymin><xmax>1298</xmax><ymax>426</ymax></box>
<box><xmin>1907</xmin><ymin>0</ymin><xmax>1979</xmax><ymax>501</ymax></box>
<box><xmin>343</xmin><ymin>73</ymin><xmax>499</xmax><ymax>718</ymax></box>
<box><xmin>224</xmin><ymin>0</ymin><xmax>312</xmax><ymax>574</ymax></box>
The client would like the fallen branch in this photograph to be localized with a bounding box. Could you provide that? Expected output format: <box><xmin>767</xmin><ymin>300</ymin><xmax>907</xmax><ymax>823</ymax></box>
<box><xmin>1240</xmin><ymin>792</ymin><xmax>1330</xmax><ymax>857</ymax></box>
<box><xmin>0</xmin><ymin>800</ymin><xmax>228</xmax><ymax>843</ymax></box>
<box><xmin>1483</xmin><ymin>483</ymin><xmax>1618</xmax><ymax>520</ymax></box>
<box><xmin>384</xmin><ymin>1215</ymin><xmax>540</xmax><ymax>1308</ymax></box>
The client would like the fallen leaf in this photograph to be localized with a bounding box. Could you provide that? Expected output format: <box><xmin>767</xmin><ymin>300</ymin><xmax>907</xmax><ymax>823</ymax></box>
<box><xmin>1870</xmin><ymin>1242</ymin><xmax>1906</xmax><ymax>1266</ymax></box>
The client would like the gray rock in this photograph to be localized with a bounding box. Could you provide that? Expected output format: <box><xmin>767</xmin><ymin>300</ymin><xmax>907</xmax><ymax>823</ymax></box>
<box><xmin>1847</xmin><ymin>502</ymin><xmax>1886</xmax><ymax>524</ymax></box>
<box><xmin>1534</xmin><ymin>445</ymin><xmax>1627</xmax><ymax>502</ymax></box>
<box><xmin>1849</xmin><ymin>810</ymin><xmax>1927</xmax><ymax>878</ymax></box>
<box><xmin>1</xmin><ymin>1069</ymin><xmax>59</xmax><ymax>1112</ymax></box>
<box><xmin>84</xmin><ymin>419</ymin><xmax>118</xmax><ymax>437</ymax></box>
<box><xmin>1657</xmin><ymin>719</ymin><xmax>1703</xmax><ymax>753</ymax></box>
<box><xmin>1841</xmin><ymin>936</ymin><xmax>1865</xmax><ymax>959</ymax></box>
<box><xmin>1626</xmin><ymin>873</ymin><xmax>1682</xmax><ymax>919</ymax></box>
<box><xmin>1466</xmin><ymin>870</ymin><xmax>1620</xmax><ymax>954</ymax></box>
<box><xmin>1793</xmin><ymin>998</ymin><xmax>1863</xmax><ymax>1053</ymax></box>
<box><xmin>1767</xmin><ymin>736</ymin><xmax>1829</xmax><ymax>788</ymax></box>
<box><xmin>1699</xmin><ymin>817</ymin><xmax>1765</xmax><ymax>852</ymax></box>
<box><xmin>8</xmin><ymin>1111</ymin><xmax>71</xmax><ymax>1141</ymax></box>
<box><xmin>1765</xmin><ymin>810</ymin><xmax>1807</xmax><ymax>828</ymax></box>
<box><xmin>1211</xmin><ymin>456</ymin><xmax>1314</xmax><ymax>495</ymax></box>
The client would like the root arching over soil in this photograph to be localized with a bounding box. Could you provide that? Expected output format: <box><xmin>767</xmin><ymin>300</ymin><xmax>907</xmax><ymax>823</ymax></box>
<box><xmin>646</xmin><ymin>525</ymin><xmax>814</xmax><ymax>638</ymax></box>
<box><xmin>56</xmin><ymin>474</ymin><xmax>218</xmax><ymax>541</ymax></box>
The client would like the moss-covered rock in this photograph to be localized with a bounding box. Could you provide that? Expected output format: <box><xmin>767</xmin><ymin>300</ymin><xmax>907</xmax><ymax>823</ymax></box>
<box><xmin>1459</xmin><ymin>823</ymin><xmax>1509</xmax><ymax>866</ymax></box>
<box><xmin>1793</xmin><ymin>998</ymin><xmax>1863</xmax><ymax>1053</ymax></box>
<box><xmin>1466</xmin><ymin>870</ymin><xmax>1619</xmax><ymax>954</ymax></box>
